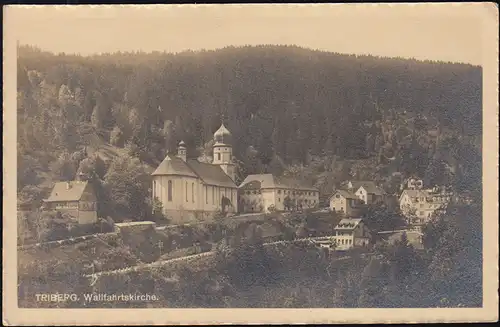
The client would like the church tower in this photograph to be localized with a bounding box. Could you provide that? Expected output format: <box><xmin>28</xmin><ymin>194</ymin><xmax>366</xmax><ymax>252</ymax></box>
<box><xmin>177</xmin><ymin>140</ymin><xmax>187</xmax><ymax>161</ymax></box>
<box><xmin>212</xmin><ymin>123</ymin><xmax>236</xmax><ymax>181</ymax></box>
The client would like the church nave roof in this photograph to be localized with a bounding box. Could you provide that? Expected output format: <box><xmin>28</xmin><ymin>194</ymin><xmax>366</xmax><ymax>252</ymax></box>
<box><xmin>151</xmin><ymin>155</ymin><xmax>198</xmax><ymax>178</ymax></box>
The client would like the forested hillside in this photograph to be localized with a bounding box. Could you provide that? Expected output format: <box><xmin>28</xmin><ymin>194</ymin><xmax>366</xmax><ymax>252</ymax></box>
<box><xmin>17</xmin><ymin>44</ymin><xmax>482</xmax><ymax>221</ymax></box>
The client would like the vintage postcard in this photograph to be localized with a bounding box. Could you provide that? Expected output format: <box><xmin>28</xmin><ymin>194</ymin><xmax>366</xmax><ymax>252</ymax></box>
<box><xmin>3</xmin><ymin>3</ymin><xmax>499</xmax><ymax>325</ymax></box>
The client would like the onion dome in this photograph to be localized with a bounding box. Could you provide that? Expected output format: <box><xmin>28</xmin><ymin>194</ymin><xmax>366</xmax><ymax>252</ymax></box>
<box><xmin>178</xmin><ymin>140</ymin><xmax>186</xmax><ymax>148</ymax></box>
<box><xmin>213</xmin><ymin>124</ymin><xmax>232</xmax><ymax>144</ymax></box>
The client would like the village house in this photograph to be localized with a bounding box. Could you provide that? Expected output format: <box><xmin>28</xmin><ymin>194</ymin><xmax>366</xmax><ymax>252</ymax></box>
<box><xmin>151</xmin><ymin>124</ymin><xmax>238</xmax><ymax>223</ymax></box>
<box><xmin>238</xmin><ymin>174</ymin><xmax>319</xmax><ymax>213</ymax></box>
<box><xmin>333</xmin><ymin>218</ymin><xmax>371</xmax><ymax>251</ymax></box>
<box><xmin>42</xmin><ymin>180</ymin><xmax>98</xmax><ymax>225</ymax></box>
<box><xmin>343</xmin><ymin>180</ymin><xmax>387</xmax><ymax>205</ymax></box>
<box><xmin>399</xmin><ymin>185</ymin><xmax>452</xmax><ymax>224</ymax></box>
<box><xmin>329</xmin><ymin>190</ymin><xmax>365</xmax><ymax>217</ymax></box>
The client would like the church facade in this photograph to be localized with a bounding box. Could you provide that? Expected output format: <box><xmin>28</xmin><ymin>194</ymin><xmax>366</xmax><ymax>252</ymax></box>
<box><xmin>151</xmin><ymin>124</ymin><xmax>238</xmax><ymax>223</ymax></box>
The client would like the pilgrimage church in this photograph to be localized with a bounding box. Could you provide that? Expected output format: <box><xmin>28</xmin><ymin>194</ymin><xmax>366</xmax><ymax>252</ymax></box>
<box><xmin>152</xmin><ymin>124</ymin><xmax>239</xmax><ymax>223</ymax></box>
<box><xmin>152</xmin><ymin>123</ymin><xmax>320</xmax><ymax>223</ymax></box>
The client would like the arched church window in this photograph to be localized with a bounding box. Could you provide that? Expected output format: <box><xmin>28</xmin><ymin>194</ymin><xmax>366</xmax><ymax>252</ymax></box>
<box><xmin>192</xmin><ymin>183</ymin><xmax>195</xmax><ymax>202</ymax></box>
<box><xmin>168</xmin><ymin>180</ymin><xmax>172</xmax><ymax>201</ymax></box>
<box><xmin>186</xmin><ymin>182</ymin><xmax>188</xmax><ymax>202</ymax></box>
<box><xmin>217</xmin><ymin>153</ymin><xmax>221</xmax><ymax>161</ymax></box>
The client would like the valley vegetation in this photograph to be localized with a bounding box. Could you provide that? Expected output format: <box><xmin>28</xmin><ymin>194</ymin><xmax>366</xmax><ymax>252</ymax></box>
<box><xmin>16</xmin><ymin>44</ymin><xmax>482</xmax><ymax>308</ymax></box>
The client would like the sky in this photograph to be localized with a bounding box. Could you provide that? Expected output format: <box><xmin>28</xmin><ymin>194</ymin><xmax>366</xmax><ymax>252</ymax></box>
<box><xmin>7</xmin><ymin>4</ymin><xmax>486</xmax><ymax>65</ymax></box>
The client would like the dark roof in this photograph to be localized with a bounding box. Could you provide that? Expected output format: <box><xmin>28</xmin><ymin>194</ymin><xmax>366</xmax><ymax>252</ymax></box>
<box><xmin>186</xmin><ymin>160</ymin><xmax>237</xmax><ymax>188</ymax></box>
<box><xmin>239</xmin><ymin>180</ymin><xmax>264</xmax><ymax>190</ymax></box>
<box><xmin>239</xmin><ymin>174</ymin><xmax>317</xmax><ymax>191</ymax></box>
<box><xmin>44</xmin><ymin>181</ymin><xmax>89</xmax><ymax>202</ymax></box>
<box><xmin>152</xmin><ymin>155</ymin><xmax>237</xmax><ymax>188</ymax></box>
<box><xmin>330</xmin><ymin>190</ymin><xmax>359</xmax><ymax>200</ymax></box>
<box><xmin>275</xmin><ymin>176</ymin><xmax>317</xmax><ymax>191</ymax></box>
<box><xmin>151</xmin><ymin>155</ymin><xmax>198</xmax><ymax>177</ymax></box>
<box><xmin>334</xmin><ymin>218</ymin><xmax>363</xmax><ymax>230</ymax></box>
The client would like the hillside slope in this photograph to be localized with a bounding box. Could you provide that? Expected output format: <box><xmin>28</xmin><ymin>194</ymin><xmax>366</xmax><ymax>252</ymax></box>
<box><xmin>17</xmin><ymin>44</ymin><xmax>482</xmax><ymax>220</ymax></box>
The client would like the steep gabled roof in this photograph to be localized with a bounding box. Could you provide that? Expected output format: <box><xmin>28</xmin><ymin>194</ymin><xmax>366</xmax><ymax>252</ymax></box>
<box><xmin>186</xmin><ymin>160</ymin><xmax>237</xmax><ymax>188</ymax></box>
<box><xmin>347</xmin><ymin>181</ymin><xmax>385</xmax><ymax>195</ymax></box>
<box><xmin>357</xmin><ymin>183</ymin><xmax>386</xmax><ymax>196</ymax></box>
<box><xmin>329</xmin><ymin>190</ymin><xmax>359</xmax><ymax>201</ymax></box>
<box><xmin>44</xmin><ymin>181</ymin><xmax>89</xmax><ymax>202</ymax></box>
<box><xmin>151</xmin><ymin>155</ymin><xmax>198</xmax><ymax>178</ymax></box>
<box><xmin>239</xmin><ymin>174</ymin><xmax>317</xmax><ymax>191</ymax></box>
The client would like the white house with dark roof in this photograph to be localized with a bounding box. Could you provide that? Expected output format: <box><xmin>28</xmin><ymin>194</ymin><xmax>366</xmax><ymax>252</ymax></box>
<box><xmin>343</xmin><ymin>180</ymin><xmax>387</xmax><ymax>205</ymax></box>
<box><xmin>151</xmin><ymin>124</ymin><xmax>238</xmax><ymax>223</ymax></box>
<box><xmin>238</xmin><ymin>173</ymin><xmax>319</xmax><ymax>213</ymax></box>
<box><xmin>42</xmin><ymin>180</ymin><xmax>97</xmax><ymax>224</ymax></box>
<box><xmin>333</xmin><ymin>218</ymin><xmax>371</xmax><ymax>250</ymax></box>
<box><xmin>329</xmin><ymin>190</ymin><xmax>365</xmax><ymax>217</ymax></box>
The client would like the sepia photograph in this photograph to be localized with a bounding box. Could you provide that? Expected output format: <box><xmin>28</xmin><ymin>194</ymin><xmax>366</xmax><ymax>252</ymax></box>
<box><xmin>3</xmin><ymin>3</ymin><xmax>498</xmax><ymax>325</ymax></box>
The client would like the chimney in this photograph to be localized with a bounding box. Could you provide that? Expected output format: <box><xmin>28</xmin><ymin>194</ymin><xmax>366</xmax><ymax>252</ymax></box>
<box><xmin>177</xmin><ymin>140</ymin><xmax>187</xmax><ymax>161</ymax></box>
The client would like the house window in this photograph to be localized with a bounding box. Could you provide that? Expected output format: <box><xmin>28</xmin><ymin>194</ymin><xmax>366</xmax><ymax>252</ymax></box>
<box><xmin>278</xmin><ymin>190</ymin><xmax>281</xmax><ymax>194</ymax></box>
<box><xmin>206</xmin><ymin>186</ymin><xmax>208</xmax><ymax>204</ymax></box>
<box><xmin>419</xmin><ymin>211</ymin><xmax>424</xmax><ymax>216</ymax></box>
<box><xmin>252</xmin><ymin>190</ymin><xmax>257</xmax><ymax>194</ymax></box>
<box><xmin>153</xmin><ymin>180</ymin><xmax>156</xmax><ymax>198</ymax></box>
<box><xmin>167</xmin><ymin>180</ymin><xmax>173</xmax><ymax>201</ymax></box>
<box><xmin>278</xmin><ymin>198</ymin><xmax>281</xmax><ymax>202</ymax></box>
<box><xmin>212</xmin><ymin>186</ymin><xmax>215</xmax><ymax>204</ymax></box>
<box><xmin>231</xmin><ymin>190</ymin><xmax>233</xmax><ymax>203</ymax></box>
<box><xmin>192</xmin><ymin>183</ymin><xmax>195</xmax><ymax>202</ymax></box>
<box><xmin>217</xmin><ymin>153</ymin><xmax>221</xmax><ymax>161</ymax></box>
<box><xmin>186</xmin><ymin>182</ymin><xmax>188</xmax><ymax>202</ymax></box>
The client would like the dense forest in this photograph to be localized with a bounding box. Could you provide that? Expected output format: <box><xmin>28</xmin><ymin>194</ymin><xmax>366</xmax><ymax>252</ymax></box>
<box><xmin>17</xmin><ymin>44</ymin><xmax>482</xmax><ymax>221</ymax></box>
